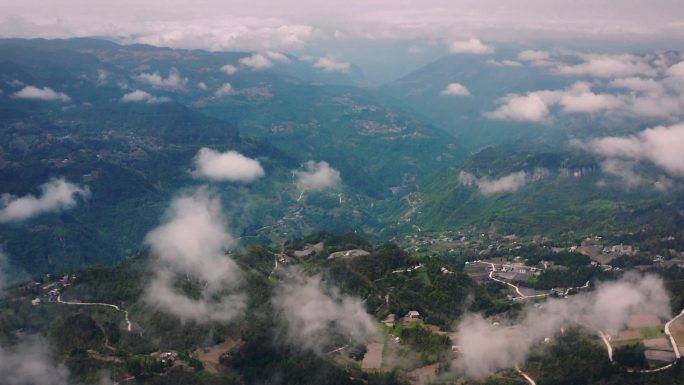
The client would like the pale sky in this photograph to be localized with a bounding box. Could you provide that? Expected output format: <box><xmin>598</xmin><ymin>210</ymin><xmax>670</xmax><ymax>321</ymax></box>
<box><xmin>1</xmin><ymin>0</ymin><xmax>684</xmax><ymax>52</ymax></box>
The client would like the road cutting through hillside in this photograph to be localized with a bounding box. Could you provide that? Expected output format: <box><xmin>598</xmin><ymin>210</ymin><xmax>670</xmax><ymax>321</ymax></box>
<box><xmin>57</xmin><ymin>295</ymin><xmax>132</xmax><ymax>332</ymax></box>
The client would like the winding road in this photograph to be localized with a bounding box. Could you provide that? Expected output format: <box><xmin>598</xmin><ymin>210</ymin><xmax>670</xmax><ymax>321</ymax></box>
<box><xmin>664</xmin><ymin>308</ymin><xmax>684</xmax><ymax>359</ymax></box>
<box><xmin>476</xmin><ymin>261</ymin><xmax>590</xmax><ymax>301</ymax></box>
<box><xmin>57</xmin><ymin>295</ymin><xmax>132</xmax><ymax>332</ymax></box>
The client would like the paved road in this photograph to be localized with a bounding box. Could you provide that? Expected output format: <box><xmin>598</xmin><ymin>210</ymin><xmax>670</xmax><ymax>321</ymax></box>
<box><xmin>477</xmin><ymin>261</ymin><xmax>547</xmax><ymax>301</ymax></box>
<box><xmin>515</xmin><ymin>365</ymin><xmax>536</xmax><ymax>385</ymax></box>
<box><xmin>664</xmin><ymin>308</ymin><xmax>684</xmax><ymax>359</ymax></box>
<box><xmin>57</xmin><ymin>295</ymin><xmax>132</xmax><ymax>332</ymax></box>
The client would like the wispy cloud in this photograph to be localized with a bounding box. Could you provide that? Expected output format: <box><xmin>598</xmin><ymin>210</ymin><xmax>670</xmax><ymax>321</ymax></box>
<box><xmin>459</xmin><ymin>169</ymin><xmax>548</xmax><ymax>195</ymax></box>
<box><xmin>0</xmin><ymin>178</ymin><xmax>89</xmax><ymax>223</ymax></box>
<box><xmin>272</xmin><ymin>269</ymin><xmax>377</xmax><ymax>355</ymax></box>
<box><xmin>0</xmin><ymin>336</ymin><xmax>70</xmax><ymax>385</ymax></box>
<box><xmin>144</xmin><ymin>188</ymin><xmax>245</xmax><ymax>323</ymax></box>
<box><xmin>455</xmin><ymin>273</ymin><xmax>670</xmax><ymax>378</ymax></box>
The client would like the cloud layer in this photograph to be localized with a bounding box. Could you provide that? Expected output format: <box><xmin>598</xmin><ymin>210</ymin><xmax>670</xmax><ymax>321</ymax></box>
<box><xmin>456</xmin><ymin>273</ymin><xmax>670</xmax><ymax>378</ymax></box>
<box><xmin>0</xmin><ymin>178</ymin><xmax>90</xmax><ymax>223</ymax></box>
<box><xmin>192</xmin><ymin>148</ymin><xmax>265</xmax><ymax>183</ymax></box>
<box><xmin>144</xmin><ymin>188</ymin><xmax>245</xmax><ymax>323</ymax></box>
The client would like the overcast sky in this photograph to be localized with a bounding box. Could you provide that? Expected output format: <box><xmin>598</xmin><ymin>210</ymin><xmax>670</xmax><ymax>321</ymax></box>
<box><xmin>1</xmin><ymin>0</ymin><xmax>684</xmax><ymax>52</ymax></box>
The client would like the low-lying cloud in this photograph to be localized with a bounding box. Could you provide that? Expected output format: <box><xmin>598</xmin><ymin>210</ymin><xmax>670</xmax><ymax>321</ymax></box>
<box><xmin>239</xmin><ymin>53</ymin><xmax>273</xmax><ymax>70</ymax></box>
<box><xmin>12</xmin><ymin>86</ymin><xmax>71</xmax><ymax>102</ymax></box>
<box><xmin>272</xmin><ymin>269</ymin><xmax>377</xmax><ymax>355</ymax></box>
<box><xmin>214</xmin><ymin>83</ymin><xmax>237</xmax><ymax>97</ymax></box>
<box><xmin>0</xmin><ymin>337</ymin><xmax>70</xmax><ymax>385</ymax></box>
<box><xmin>144</xmin><ymin>188</ymin><xmax>245</xmax><ymax>323</ymax></box>
<box><xmin>121</xmin><ymin>89</ymin><xmax>170</xmax><ymax>103</ymax></box>
<box><xmin>582</xmin><ymin>123</ymin><xmax>684</xmax><ymax>177</ymax></box>
<box><xmin>455</xmin><ymin>273</ymin><xmax>670</xmax><ymax>378</ymax></box>
<box><xmin>448</xmin><ymin>38</ymin><xmax>494</xmax><ymax>54</ymax></box>
<box><xmin>0</xmin><ymin>178</ymin><xmax>90</xmax><ymax>223</ymax></box>
<box><xmin>573</xmin><ymin>123</ymin><xmax>684</xmax><ymax>189</ymax></box>
<box><xmin>192</xmin><ymin>148</ymin><xmax>265</xmax><ymax>183</ymax></box>
<box><xmin>312</xmin><ymin>56</ymin><xmax>351</xmax><ymax>73</ymax></box>
<box><xmin>239</xmin><ymin>51</ymin><xmax>289</xmax><ymax>71</ymax></box>
<box><xmin>556</xmin><ymin>53</ymin><xmax>656</xmax><ymax>78</ymax></box>
<box><xmin>220</xmin><ymin>64</ymin><xmax>238</xmax><ymax>75</ymax></box>
<box><xmin>440</xmin><ymin>82</ymin><xmax>471</xmax><ymax>97</ymax></box>
<box><xmin>133</xmin><ymin>68</ymin><xmax>187</xmax><ymax>91</ymax></box>
<box><xmin>459</xmin><ymin>169</ymin><xmax>548</xmax><ymax>195</ymax></box>
<box><xmin>294</xmin><ymin>161</ymin><xmax>341</xmax><ymax>192</ymax></box>
<box><xmin>487</xmin><ymin>82</ymin><xmax>623</xmax><ymax>122</ymax></box>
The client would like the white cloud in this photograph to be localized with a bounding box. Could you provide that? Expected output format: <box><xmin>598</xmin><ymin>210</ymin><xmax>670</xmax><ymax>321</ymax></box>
<box><xmin>487</xmin><ymin>93</ymin><xmax>549</xmax><ymax>122</ymax></box>
<box><xmin>487</xmin><ymin>82</ymin><xmax>630</xmax><ymax>122</ymax></box>
<box><xmin>272</xmin><ymin>269</ymin><xmax>377</xmax><ymax>355</ymax></box>
<box><xmin>459</xmin><ymin>169</ymin><xmax>548</xmax><ymax>195</ymax></box>
<box><xmin>559</xmin><ymin>89</ymin><xmax>622</xmax><ymax>113</ymax></box>
<box><xmin>312</xmin><ymin>56</ymin><xmax>351</xmax><ymax>73</ymax></box>
<box><xmin>517</xmin><ymin>50</ymin><xmax>550</xmax><ymax>61</ymax></box>
<box><xmin>121</xmin><ymin>89</ymin><xmax>170</xmax><ymax>103</ymax></box>
<box><xmin>609</xmin><ymin>77</ymin><xmax>665</xmax><ymax>93</ymax></box>
<box><xmin>582</xmin><ymin>123</ymin><xmax>684</xmax><ymax>177</ymax></box>
<box><xmin>144</xmin><ymin>188</ymin><xmax>245</xmax><ymax>323</ymax></box>
<box><xmin>448</xmin><ymin>38</ymin><xmax>494</xmax><ymax>54</ymax></box>
<box><xmin>239</xmin><ymin>53</ymin><xmax>274</xmax><ymax>70</ymax></box>
<box><xmin>220</xmin><ymin>64</ymin><xmax>238</xmax><ymax>75</ymax></box>
<box><xmin>12</xmin><ymin>86</ymin><xmax>71</xmax><ymax>102</ymax></box>
<box><xmin>598</xmin><ymin>159</ymin><xmax>644</xmax><ymax>189</ymax></box>
<box><xmin>214</xmin><ymin>83</ymin><xmax>237</xmax><ymax>97</ymax></box>
<box><xmin>476</xmin><ymin>171</ymin><xmax>528</xmax><ymax>195</ymax></box>
<box><xmin>440</xmin><ymin>82</ymin><xmax>471</xmax><ymax>97</ymax></box>
<box><xmin>665</xmin><ymin>61</ymin><xmax>684</xmax><ymax>77</ymax></box>
<box><xmin>3</xmin><ymin>2</ymin><xmax>684</xmax><ymax>52</ymax></box>
<box><xmin>486</xmin><ymin>59</ymin><xmax>523</xmax><ymax>67</ymax></box>
<box><xmin>556</xmin><ymin>54</ymin><xmax>655</xmax><ymax>78</ymax></box>
<box><xmin>294</xmin><ymin>161</ymin><xmax>341</xmax><ymax>192</ymax></box>
<box><xmin>191</xmin><ymin>148</ymin><xmax>264</xmax><ymax>183</ymax></box>
<box><xmin>197</xmin><ymin>82</ymin><xmax>208</xmax><ymax>90</ymax></box>
<box><xmin>0</xmin><ymin>178</ymin><xmax>90</xmax><ymax>223</ymax></box>
<box><xmin>133</xmin><ymin>68</ymin><xmax>187</xmax><ymax>90</ymax></box>
<box><xmin>455</xmin><ymin>273</ymin><xmax>669</xmax><ymax>379</ymax></box>
<box><xmin>264</xmin><ymin>50</ymin><xmax>290</xmax><ymax>63</ymax></box>
<box><xmin>0</xmin><ymin>337</ymin><xmax>70</xmax><ymax>385</ymax></box>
